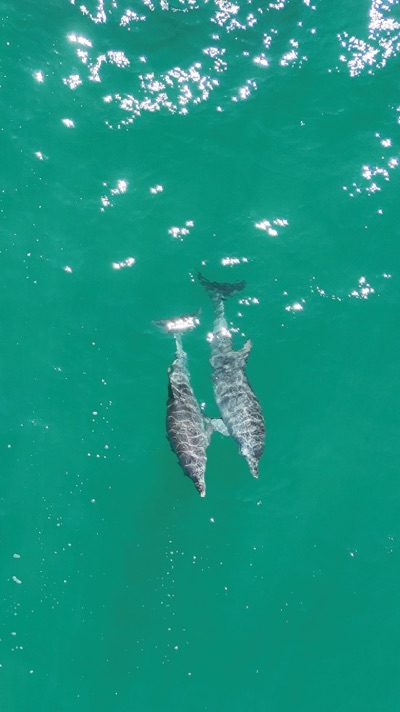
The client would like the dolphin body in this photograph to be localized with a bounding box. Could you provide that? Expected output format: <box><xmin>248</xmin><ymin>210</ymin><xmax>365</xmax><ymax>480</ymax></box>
<box><xmin>154</xmin><ymin>312</ymin><xmax>228</xmax><ymax>497</ymax></box>
<box><xmin>198</xmin><ymin>273</ymin><xmax>265</xmax><ymax>479</ymax></box>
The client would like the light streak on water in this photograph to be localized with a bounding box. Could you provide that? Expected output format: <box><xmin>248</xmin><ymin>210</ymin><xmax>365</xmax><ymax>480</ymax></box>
<box><xmin>111</xmin><ymin>258</ymin><xmax>136</xmax><ymax>270</ymax></box>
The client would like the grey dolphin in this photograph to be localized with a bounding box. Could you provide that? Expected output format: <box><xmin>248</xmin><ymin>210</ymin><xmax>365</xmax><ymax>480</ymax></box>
<box><xmin>154</xmin><ymin>312</ymin><xmax>228</xmax><ymax>497</ymax></box>
<box><xmin>198</xmin><ymin>273</ymin><xmax>265</xmax><ymax>478</ymax></box>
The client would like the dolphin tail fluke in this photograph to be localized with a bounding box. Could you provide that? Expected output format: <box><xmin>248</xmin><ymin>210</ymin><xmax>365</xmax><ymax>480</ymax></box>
<box><xmin>198</xmin><ymin>272</ymin><xmax>246</xmax><ymax>300</ymax></box>
<box><xmin>153</xmin><ymin>311</ymin><xmax>200</xmax><ymax>334</ymax></box>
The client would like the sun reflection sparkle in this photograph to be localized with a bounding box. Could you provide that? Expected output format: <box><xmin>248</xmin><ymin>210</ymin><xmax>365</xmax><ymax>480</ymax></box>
<box><xmin>285</xmin><ymin>302</ymin><xmax>304</xmax><ymax>312</ymax></box>
<box><xmin>255</xmin><ymin>218</ymin><xmax>288</xmax><ymax>236</ymax></box>
<box><xmin>309</xmin><ymin>274</ymin><xmax>385</xmax><ymax>302</ymax></box>
<box><xmin>100</xmin><ymin>180</ymin><xmax>128</xmax><ymax>210</ymax></box>
<box><xmin>253</xmin><ymin>54</ymin><xmax>269</xmax><ymax>67</ymax></box>
<box><xmin>338</xmin><ymin>0</ymin><xmax>400</xmax><ymax>77</ymax></box>
<box><xmin>79</xmin><ymin>1</ymin><xmax>107</xmax><ymax>24</ymax></box>
<box><xmin>63</xmin><ymin>74</ymin><xmax>83</xmax><ymax>90</ymax></box>
<box><xmin>221</xmin><ymin>256</ymin><xmax>248</xmax><ymax>266</ymax></box>
<box><xmin>66</xmin><ymin>0</ymin><xmax>324</xmax><ymax>127</ymax></box>
<box><xmin>112</xmin><ymin>257</ymin><xmax>136</xmax><ymax>270</ymax></box>
<box><xmin>67</xmin><ymin>33</ymin><xmax>92</xmax><ymax>47</ymax></box>
<box><xmin>348</xmin><ymin>276</ymin><xmax>375</xmax><ymax>300</ymax></box>
<box><xmin>168</xmin><ymin>221</ymin><xmax>194</xmax><ymax>240</ymax></box>
<box><xmin>239</xmin><ymin>297</ymin><xmax>259</xmax><ymax>306</ymax></box>
<box><xmin>120</xmin><ymin>9</ymin><xmax>146</xmax><ymax>26</ymax></box>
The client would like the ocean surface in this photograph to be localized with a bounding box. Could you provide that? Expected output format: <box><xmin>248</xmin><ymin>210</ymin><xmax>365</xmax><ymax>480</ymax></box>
<box><xmin>1</xmin><ymin>0</ymin><xmax>400</xmax><ymax>709</ymax></box>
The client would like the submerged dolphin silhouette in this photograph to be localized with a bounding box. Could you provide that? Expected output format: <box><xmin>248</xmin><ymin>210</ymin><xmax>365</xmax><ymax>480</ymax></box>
<box><xmin>154</xmin><ymin>312</ymin><xmax>228</xmax><ymax>497</ymax></box>
<box><xmin>198</xmin><ymin>273</ymin><xmax>265</xmax><ymax>478</ymax></box>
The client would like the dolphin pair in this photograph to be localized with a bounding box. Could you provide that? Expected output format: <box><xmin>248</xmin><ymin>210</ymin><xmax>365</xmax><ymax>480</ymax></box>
<box><xmin>155</xmin><ymin>274</ymin><xmax>265</xmax><ymax>496</ymax></box>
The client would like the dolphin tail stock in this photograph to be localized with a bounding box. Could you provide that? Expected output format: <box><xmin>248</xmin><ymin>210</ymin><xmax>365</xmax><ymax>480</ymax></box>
<box><xmin>197</xmin><ymin>272</ymin><xmax>246</xmax><ymax>300</ymax></box>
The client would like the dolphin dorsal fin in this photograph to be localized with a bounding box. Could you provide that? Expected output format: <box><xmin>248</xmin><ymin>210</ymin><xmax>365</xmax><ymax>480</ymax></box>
<box><xmin>235</xmin><ymin>339</ymin><xmax>252</xmax><ymax>368</ymax></box>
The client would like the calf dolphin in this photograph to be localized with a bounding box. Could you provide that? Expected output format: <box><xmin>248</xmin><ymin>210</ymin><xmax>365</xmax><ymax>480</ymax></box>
<box><xmin>198</xmin><ymin>273</ymin><xmax>265</xmax><ymax>478</ymax></box>
<box><xmin>154</xmin><ymin>312</ymin><xmax>228</xmax><ymax>497</ymax></box>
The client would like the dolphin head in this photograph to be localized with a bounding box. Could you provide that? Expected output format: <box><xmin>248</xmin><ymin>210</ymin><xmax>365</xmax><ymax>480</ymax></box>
<box><xmin>180</xmin><ymin>451</ymin><xmax>207</xmax><ymax>497</ymax></box>
<box><xmin>191</xmin><ymin>466</ymin><xmax>206</xmax><ymax>497</ymax></box>
<box><xmin>247</xmin><ymin>457</ymin><xmax>259</xmax><ymax>479</ymax></box>
<box><xmin>195</xmin><ymin>479</ymin><xmax>206</xmax><ymax>497</ymax></box>
<box><xmin>184</xmin><ymin>460</ymin><xmax>206</xmax><ymax>497</ymax></box>
<box><xmin>240</xmin><ymin>446</ymin><xmax>259</xmax><ymax>479</ymax></box>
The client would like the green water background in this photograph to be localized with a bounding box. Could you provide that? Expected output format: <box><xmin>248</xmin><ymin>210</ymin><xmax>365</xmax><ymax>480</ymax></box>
<box><xmin>1</xmin><ymin>0</ymin><xmax>400</xmax><ymax>709</ymax></box>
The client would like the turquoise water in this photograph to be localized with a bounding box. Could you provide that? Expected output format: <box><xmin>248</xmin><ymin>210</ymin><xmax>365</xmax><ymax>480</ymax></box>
<box><xmin>1</xmin><ymin>0</ymin><xmax>400</xmax><ymax>709</ymax></box>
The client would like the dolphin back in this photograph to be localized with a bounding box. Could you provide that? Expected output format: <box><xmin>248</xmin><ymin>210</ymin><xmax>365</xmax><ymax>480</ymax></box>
<box><xmin>198</xmin><ymin>272</ymin><xmax>246</xmax><ymax>300</ymax></box>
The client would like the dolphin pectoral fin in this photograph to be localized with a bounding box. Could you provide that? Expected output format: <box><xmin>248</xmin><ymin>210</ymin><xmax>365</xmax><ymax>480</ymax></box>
<box><xmin>211</xmin><ymin>418</ymin><xmax>229</xmax><ymax>437</ymax></box>
<box><xmin>203</xmin><ymin>415</ymin><xmax>215</xmax><ymax>447</ymax></box>
<box><xmin>203</xmin><ymin>416</ymin><xmax>229</xmax><ymax>443</ymax></box>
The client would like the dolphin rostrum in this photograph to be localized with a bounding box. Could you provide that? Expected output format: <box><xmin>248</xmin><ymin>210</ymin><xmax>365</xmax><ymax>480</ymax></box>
<box><xmin>198</xmin><ymin>273</ymin><xmax>265</xmax><ymax>479</ymax></box>
<box><xmin>154</xmin><ymin>312</ymin><xmax>228</xmax><ymax>497</ymax></box>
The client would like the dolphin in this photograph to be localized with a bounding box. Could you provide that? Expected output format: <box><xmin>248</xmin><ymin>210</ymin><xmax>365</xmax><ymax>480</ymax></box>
<box><xmin>198</xmin><ymin>273</ymin><xmax>265</xmax><ymax>479</ymax></box>
<box><xmin>153</xmin><ymin>312</ymin><xmax>228</xmax><ymax>497</ymax></box>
